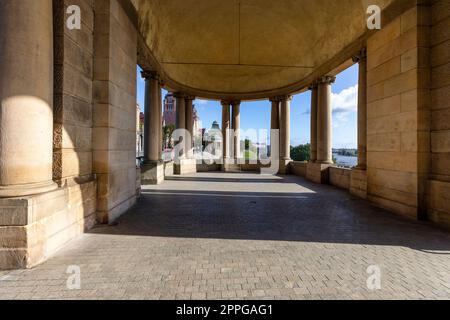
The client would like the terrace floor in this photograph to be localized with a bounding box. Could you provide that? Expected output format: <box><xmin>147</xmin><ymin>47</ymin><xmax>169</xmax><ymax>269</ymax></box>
<box><xmin>1</xmin><ymin>172</ymin><xmax>449</xmax><ymax>299</ymax></box>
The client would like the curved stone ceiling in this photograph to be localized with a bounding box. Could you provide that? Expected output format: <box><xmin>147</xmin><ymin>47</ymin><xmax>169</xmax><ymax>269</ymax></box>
<box><xmin>133</xmin><ymin>0</ymin><xmax>396</xmax><ymax>99</ymax></box>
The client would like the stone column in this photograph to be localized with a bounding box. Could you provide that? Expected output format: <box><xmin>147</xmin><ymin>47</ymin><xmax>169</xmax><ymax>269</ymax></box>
<box><xmin>306</xmin><ymin>77</ymin><xmax>334</xmax><ymax>183</ymax></box>
<box><xmin>279</xmin><ymin>96</ymin><xmax>292</xmax><ymax>174</ymax></box>
<box><xmin>0</xmin><ymin>0</ymin><xmax>57</xmax><ymax>197</ymax></box>
<box><xmin>270</xmin><ymin>97</ymin><xmax>280</xmax><ymax>157</ymax></box>
<box><xmin>309</xmin><ymin>82</ymin><xmax>318</xmax><ymax>163</ymax></box>
<box><xmin>353</xmin><ymin>48</ymin><xmax>367</xmax><ymax>169</ymax></box>
<box><xmin>232</xmin><ymin>101</ymin><xmax>241</xmax><ymax>159</ymax></box>
<box><xmin>317</xmin><ymin>76</ymin><xmax>335</xmax><ymax>164</ymax></box>
<box><xmin>158</xmin><ymin>79</ymin><xmax>164</xmax><ymax>160</ymax></box>
<box><xmin>185</xmin><ymin>96</ymin><xmax>195</xmax><ymax>158</ymax></box>
<box><xmin>174</xmin><ymin>93</ymin><xmax>186</xmax><ymax>158</ymax></box>
<box><xmin>350</xmin><ymin>48</ymin><xmax>368</xmax><ymax>199</ymax></box>
<box><xmin>270</xmin><ymin>98</ymin><xmax>280</xmax><ymax>130</ymax></box>
<box><xmin>221</xmin><ymin>101</ymin><xmax>231</xmax><ymax>162</ymax></box>
<box><xmin>280</xmin><ymin>96</ymin><xmax>292</xmax><ymax>161</ymax></box>
<box><xmin>173</xmin><ymin>93</ymin><xmax>196</xmax><ymax>175</ymax></box>
<box><xmin>142</xmin><ymin>71</ymin><xmax>160</xmax><ymax>163</ymax></box>
<box><xmin>141</xmin><ymin>71</ymin><xmax>163</xmax><ymax>184</ymax></box>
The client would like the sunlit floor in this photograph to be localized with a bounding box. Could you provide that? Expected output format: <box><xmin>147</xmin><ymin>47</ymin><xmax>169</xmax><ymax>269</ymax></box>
<box><xmin>1</xmin><ymin>172</ymin><xmax>449</xmax><ymax>299</ymax></box>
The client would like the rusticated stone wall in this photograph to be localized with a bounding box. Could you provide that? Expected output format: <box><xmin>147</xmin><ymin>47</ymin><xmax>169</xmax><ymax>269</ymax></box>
<box><xmin>53</xmin><ymin>0</ymin><xmax>94</xmax><ymax>186</ymax></box>
<box><xmin>329</xmin><ymin>167</ymin><xmax>351</xmax><ymax>190</ymax></box>
<box><xmin>428</xmin><ymin>0</ymin><xmax>450</xmax><ymax>227</ymax></box>
<box><xmin>290</xmin><ymin>161</ymin><xmax>307</xmax><ymax>177</ymax></box>
<box><xmin>93</xmin><ymin>0</ymin><xmax>138</xmax><ymax>223</ymax></box>
<box><xmin>366</xmin><ymin>3</ymin><xmax>431</xmax><ymax>220</ymax></box>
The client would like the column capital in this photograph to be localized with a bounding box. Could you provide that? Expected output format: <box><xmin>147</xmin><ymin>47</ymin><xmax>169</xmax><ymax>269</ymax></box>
<box><xmin>221</xmin><ymin>100</ymin><xmax>231</xmax><ymax>106</ymax></box>
<box><xmin>308</xmin><ymin>80</ymin><xmax>319</xmax><ymax>90</ymax></box>
<box><xmin>184</xmin><ymin>95</ymin><xmax>196</xmax><ymax>101</ymax></box>
<box><xmin>352</xmin><ymin>47</ymin><xmax>367</xmax><ymax>63</ymax></box>
<box><xmin>317</xmin><ymin>76</ymin><xmax>336</xmax><ymax>85</ymax></box>
<box><xmin>141</xmin><ymin>70</ymin><xmax>159</xmax><ymax>81</ymax></box>
<box><xmin>269</xmin><ymin>96</ymin><xmax>281</xmax><ymax>103</ymax></box>
<box><xmin>173</xmin><ymin>92</ymin><xmax>186</xmax><ymax>99</ymax></box>
<box><xmin>278</xmin><ymin>94</ymin><xmax>293</xmax><ymax>102</ymax></box>
<box><xmin>231</xmin><ymin>100</ymin><xmax>241</xmax><ymax>107</ymax></box>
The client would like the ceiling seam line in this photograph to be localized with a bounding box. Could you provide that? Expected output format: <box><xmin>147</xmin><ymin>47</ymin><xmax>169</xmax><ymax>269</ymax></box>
<box><xmin>160</xmin><ymin>62</ymin><xmax>315</xmax><ymax>69</ymax></box>
<box><xmin>238</xmin><ymin>0</ymin><xmax>241</xmax><ymax>65</ymax></box>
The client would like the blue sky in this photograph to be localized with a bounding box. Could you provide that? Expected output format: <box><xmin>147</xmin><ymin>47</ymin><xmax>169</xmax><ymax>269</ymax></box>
<box><xmin>137</xmin><ymin>64</ymin><xmax>359</xmax><ymax>148</ymax></box>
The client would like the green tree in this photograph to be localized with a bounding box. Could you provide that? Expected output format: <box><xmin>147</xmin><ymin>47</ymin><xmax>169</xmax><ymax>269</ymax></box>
<box><xmin>290</xmin><ymin>143</ymin><xmax>310</xmax><ymax>162</ymax></box>
<box><xmin>162</xmin><ymin>124</ymin><xmax>175</xmax><ymax>149</ymax></box>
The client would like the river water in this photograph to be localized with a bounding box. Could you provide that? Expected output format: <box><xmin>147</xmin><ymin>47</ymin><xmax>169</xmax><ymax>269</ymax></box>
<box><xmin>333</xmin><ymin>153</ymin><xmax>358</xmax><ymax>168</ymax></box>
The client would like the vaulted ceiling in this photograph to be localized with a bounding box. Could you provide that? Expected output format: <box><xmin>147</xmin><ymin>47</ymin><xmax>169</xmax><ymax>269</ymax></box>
<box><xmin>132</xmin><ymin>0</ymin><xmax>398</xmax><ymax>99</ymax></box>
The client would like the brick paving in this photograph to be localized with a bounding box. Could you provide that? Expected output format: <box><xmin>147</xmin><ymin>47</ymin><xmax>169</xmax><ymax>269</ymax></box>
<box><xmin>1</xmin><ymin>172</ymin><xmax>449</xmax><ymax>300</ymax></box>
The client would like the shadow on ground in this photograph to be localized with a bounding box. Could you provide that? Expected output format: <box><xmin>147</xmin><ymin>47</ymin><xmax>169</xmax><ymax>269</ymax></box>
<box><xmin>89</xmin><ymin>173</ymin><xmax>450</xmax><ymax>252</ymax></box>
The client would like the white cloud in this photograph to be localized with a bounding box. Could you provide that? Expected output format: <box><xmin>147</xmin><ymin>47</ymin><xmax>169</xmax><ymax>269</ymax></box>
<box><xmin>331</xmin><ymin>84</ymin><xmax>358</xmax><ymax>126</ymax></box>
<box><xmin>195</xmin><ymin>99</ymin><xmax>209</xmax><ymax>105</ymax></box>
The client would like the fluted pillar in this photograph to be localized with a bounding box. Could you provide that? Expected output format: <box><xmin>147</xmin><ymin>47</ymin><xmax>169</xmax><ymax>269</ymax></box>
<box><xmin>142</xmin><ymin>71</ymin><xmax>160</xmax><ymax>163</ymax></box>
<box><xmin>0</xmin><ymin>0</ymin><xmax>57</xmax><ymax>197</ymax></box>
<box><xmin>232</xmin><ymin>101</ymin><xmax>241</xmax><ymax>159</ymax></box>
<box><xmin>221</xmin><ymin>101</ymin><xmax>231</xmax><ymax>161</ymax></box>
<box><xmin>185</xmin><ymin>96</ymin><xmax>195</xmax><ymax>158</ymax></box>
<box><xmin>317</xmin><ymin>76</ymin><xmax>335</xmax><ymax>164</ymax></box>
<box><xmin>353</xmin><ymin>48</ymin><xmax>367</xmax><ymax>169</ymax></box>
<box><xmin>280</xmin><ymin>96</ymin><xmax>292</xmax><ymax>161</ymax></box>
<box><xmin>309</xmin><ymin>82</ymin><xmax>319</xmax><ymax>162</ymax></box>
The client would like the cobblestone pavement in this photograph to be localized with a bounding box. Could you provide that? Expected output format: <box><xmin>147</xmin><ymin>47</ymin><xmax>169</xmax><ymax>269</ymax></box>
<box><xmin>1</xmin><ymin>172</ymin><xmax>450</xmax><ymax>300</ymax></box>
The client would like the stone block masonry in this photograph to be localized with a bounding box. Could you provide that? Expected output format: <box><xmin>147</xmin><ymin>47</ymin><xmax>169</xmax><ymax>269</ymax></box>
<box><xmin>366</xmin><ymin>3</ymin><xmax>432</xmax><ymax>220</ymax></box>
<box><xmin>93</xmin><ymin>0</ymin><xmax>138</xmax><ymax>223</ymax></box>
<box><xmin>0</xmin><ymin>181</ymin><xmax>96</xmax><ymax>269</ymax></box>
<box><xmin>428</xmin><ymin>0</ymin><xmax>450</xmax><ymax>228</ymax></box>
<box><xmin>0</xmin><ymin>0</ymin><xmax>140</xmax><ymax>269</ymax></box>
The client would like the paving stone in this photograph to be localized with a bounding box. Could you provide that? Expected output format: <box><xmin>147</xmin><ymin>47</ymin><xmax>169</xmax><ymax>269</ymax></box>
<box><xmin>0</xmin><ymin>173</ymin><xmax>449</xmax><ymax>300</ymax></box>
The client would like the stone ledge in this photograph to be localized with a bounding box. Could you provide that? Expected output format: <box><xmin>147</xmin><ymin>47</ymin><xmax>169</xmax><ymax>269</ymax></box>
<box><xmin>350</xmin><ymin>168</ymin><xmax>368</xmax><ymax>199</ymax></box>
<box><xmin>174</xmin><ymin>158</ymin><xmax>197</xmax><ymax>175</ymax></box>
<box><xmin>278</xmin><ymin>159</ymin><xmax>292</xmax><ymax>175</ymax></box>
<box><xmin>306</xmin><ymin>162</ymin><xmax>331</xmax><ymax>184</ymax></box>
<box><xmin>141</xmin><ymin>160</ymin><xmax>164</xmax><ymax>185</ymax></box>
<box><xmin>290</xmin><ymin>161</ymin><xmax>307</xmax><ymax>177</ymax></box>
<box><xmin>0</xmin><ymin>188</ymin><xmax>67</xmax><ymax>226</ymax></box>
<box><xmin>164</xmin><ymin>161</ymin><xmax>174</xmax><ymax>177</ymax></box>
<box><xmin>329</xmin><ymin>166</ymin><xmax>351</xmax><ymax>190</ymax></box>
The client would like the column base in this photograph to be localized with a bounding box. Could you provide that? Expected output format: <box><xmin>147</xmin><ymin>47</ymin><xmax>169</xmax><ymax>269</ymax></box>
<box><xmin>141</xmin><ymin>160</ymin><xmax>164</xmax><ymax>185</ymax></box>
<box><xmin>278</xmin><ymin>159</ymin><xmax>292</xmax><ymax>175</ymax></box>
<box><xmin>350</xmin><ymin>168</ymin><xmax>367</xmax><ymax>199</ymax></box>
<box><xmin>0</xmin><ymin>180</ymin><xmax>97</xmax><ymax>270</ymax></box>
<box><xmin>0</xmin><ymin>180</ymin><xmax>58</xmax><ymax>198</ymax></box>
<box><xmin>223</xmin><ymin>163</ymin><xmax>241</xmax><ymax>172</ymax></box>
<box><xmin>222</xmin><ymin>158</ymin><xmax>247</xmax><ymax>172</ymax></box>
<box><xmin>174</xmin><ymin>158</ymin><xmax>197</xmax><ymax>175</ymax></box>
<box><xmin>306</xmin><ymin>162</ymin><xmax>331</xmax><ymax>184</ymax></box>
